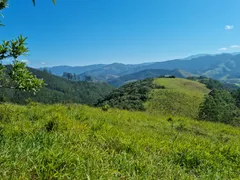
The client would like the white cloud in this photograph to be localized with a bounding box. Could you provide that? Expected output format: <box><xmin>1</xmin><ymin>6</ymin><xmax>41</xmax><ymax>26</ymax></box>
<box><xmin>41</xmin><ymin>62</ymin><xmax>46</xmax><ymax>65</ymax></box>
<box><xmin>218</xmin><ymin>47</ymin><xmax>227</xmax><ymax>51</ymax></box>
<box><xmin>225</xmin><ymin>25</ymin><xmax>234</xmax><ymax>30</ymax></box>
<box><xmin>230</xmin><ymin>45</ymin><xmax>240</xmax><ymax>48</ymax></box>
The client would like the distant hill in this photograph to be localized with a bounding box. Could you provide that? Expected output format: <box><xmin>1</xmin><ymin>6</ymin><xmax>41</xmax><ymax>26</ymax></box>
<box><xmin>108</xmin><ymin>69</ymin><xmax>191</xmax><ymax>87</ymax></box>
<box><xmin>42</xmin><ymin>64</ymin><xmax>106</xmax><ymax>76</ymax></box>
<box><xmin>143</xmin><ymin>54</ymin><xmax>240</xmax><ymax>82</ymax></box>
<box><xmin>182</xmin><ymin>54</ymin><xmax>210</xmax><ymax>60</ymax></box>
<box><xmin>0</xmin><ymin>68</ymin><xmax>114</xmax><ymax>104</ymax></box>
<box><xmin>78</xmin><ymin>63</ymin><xmax>152</xmax><ymax>82</ymax></box>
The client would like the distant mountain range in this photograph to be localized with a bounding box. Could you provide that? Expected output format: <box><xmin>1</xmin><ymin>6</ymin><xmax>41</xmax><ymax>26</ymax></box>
<box><xmin>42</xmin><ymin>64</ymin><xmax>106</xmax><ymax>76</ymax></box>
<box><xmin>42</xmin><ymin>53</ymin><xmax>240</xmax><ymax>86</ymax></box>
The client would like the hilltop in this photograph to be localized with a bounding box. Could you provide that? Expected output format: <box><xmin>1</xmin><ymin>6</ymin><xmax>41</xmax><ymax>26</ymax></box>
<box><xmin>145</xmin><ymin>78</ymin><xmax>210</xmax><ymax>118</ymax></box>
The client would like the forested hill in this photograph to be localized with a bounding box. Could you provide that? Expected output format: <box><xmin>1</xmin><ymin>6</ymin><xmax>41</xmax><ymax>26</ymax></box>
<box><xmin>0</xmin><ymin>68</ymin><xmax>114</xmax><ymax>105</ymax></box>
<box><xmin>96</xmin><ymin>77</ymin><xmax>210</xmax><ymax>118</ymax></box>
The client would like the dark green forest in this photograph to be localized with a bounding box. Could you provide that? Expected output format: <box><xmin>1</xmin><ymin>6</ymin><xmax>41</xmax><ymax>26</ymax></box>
<box><xmin>0</xmin><ymin>68</ymin><xmax>114</xmax><ymax>105</ymax></box>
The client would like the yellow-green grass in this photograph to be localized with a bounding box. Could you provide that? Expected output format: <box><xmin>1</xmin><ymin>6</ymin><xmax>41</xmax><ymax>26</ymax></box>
<box><xmin>145</xmin><ymin>78</ymin><xmax>210</xmax><ymax>118</ymax></box>
<box><xmin>0</xmin><ymin>103</ymin><xmax>240</xmax><ymax>179</ymax></box>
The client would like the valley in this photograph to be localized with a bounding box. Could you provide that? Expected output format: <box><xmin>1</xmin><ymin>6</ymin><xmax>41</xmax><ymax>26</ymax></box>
<box><xmin>1</xmin><ymin>58</ymin><xmax>240</xmax><ymax>179</ymax></box>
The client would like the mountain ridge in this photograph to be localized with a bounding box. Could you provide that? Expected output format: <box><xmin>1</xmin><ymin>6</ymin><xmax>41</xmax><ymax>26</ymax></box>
<box><xmin>41</xmin><ymin>52</ymin><xmax>240</xmax><ymax>85</ymax></box>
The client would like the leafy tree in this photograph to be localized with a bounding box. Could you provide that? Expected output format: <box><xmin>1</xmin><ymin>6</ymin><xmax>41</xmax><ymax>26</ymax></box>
<box><xmin>0</xmin><ymin>0</ymin><xmax>55</xmax><ymax>93</ymax></box>
<box><xmin>199</xmin><ymin>90</ymin><xmax>239</xmax><ymax>125</ymax></box>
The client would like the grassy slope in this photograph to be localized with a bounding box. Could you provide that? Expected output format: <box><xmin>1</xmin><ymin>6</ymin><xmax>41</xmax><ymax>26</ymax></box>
<box><xmin>0</xmin><ymin>103</ymin><xmax>240</xmax><ymax>179</ymax></box>
<box><xmin>145</xmin><ymin>78</ymin><xmax>210</xmax><ymax>118</ymax></box>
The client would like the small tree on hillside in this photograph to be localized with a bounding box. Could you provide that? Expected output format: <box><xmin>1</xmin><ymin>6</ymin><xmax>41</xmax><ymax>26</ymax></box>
<box><xmin>0</xmin><ymin>0</ymin><xmax>55</xmax><ymax>93</ymax></box>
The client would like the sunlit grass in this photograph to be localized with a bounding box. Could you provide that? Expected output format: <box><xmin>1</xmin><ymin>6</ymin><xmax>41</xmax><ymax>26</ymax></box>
<box><xmin>0</xmin><ymin>103</ymin><xmax>240</xmax><ymax>179</ymax></box>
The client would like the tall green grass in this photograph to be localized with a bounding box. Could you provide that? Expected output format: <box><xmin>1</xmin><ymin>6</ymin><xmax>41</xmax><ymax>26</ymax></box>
<box><xmin>0</xmin><ymin>103</ymin><xmax>240</xmax><ymax>179</ymax></box>
<box><xmin>145</xmin><ymin>78</ymin><xmax>210</xmax><ymax>118</ymax></box>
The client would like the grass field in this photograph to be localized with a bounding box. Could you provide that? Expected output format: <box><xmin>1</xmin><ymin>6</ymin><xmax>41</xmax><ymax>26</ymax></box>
<box><xmin>145</xmin><ymin>78</ymin><xmax>210</xmax><ymax>118</ymax></box>
<box><xmin>0</xmin><ymin>103</ymin><xmax>240</xmax><ymax>179</ymax></box>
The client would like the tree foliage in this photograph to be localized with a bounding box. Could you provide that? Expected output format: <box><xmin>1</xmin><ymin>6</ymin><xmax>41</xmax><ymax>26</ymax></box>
<box><xmin>231</xmin><ymin>89</ymin><xmax>240</xmax><ymax>108</ymax></box>
<box><xmin>199</xmin><ymin>89</ymin><xmax>240</xmax><ymax>125</ymax></box>
<box><xmin>0</xmin><ymin>0</ymin><xmax>56</xmax><ymax>93</ymax></box>
<box><xmin>95</xmin><ymin>78</ymin><xmax>164</xmax><ymax>111</ymax></box>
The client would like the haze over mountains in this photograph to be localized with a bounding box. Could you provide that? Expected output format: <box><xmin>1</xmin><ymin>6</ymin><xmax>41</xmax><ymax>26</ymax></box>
<box><xmin>43</xmin><ymin>53</ymin><xmax>240</xmax><ymax>86</ymax></box>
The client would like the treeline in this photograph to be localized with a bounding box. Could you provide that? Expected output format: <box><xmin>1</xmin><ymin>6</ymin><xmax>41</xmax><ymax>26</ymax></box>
<box><xmin>95</xmin><ymin>78</ymin><xmax>164</xmax><ymax>111</ymax></box>
<box><xmin>0</xmin><ymin>68</ymin><xmax>114</xmax><ymax>105</ymax></box>
<box><xmin>188</xmin><ymin>76</ymin><xmax>238</xmax><ymax>91</ymax></box>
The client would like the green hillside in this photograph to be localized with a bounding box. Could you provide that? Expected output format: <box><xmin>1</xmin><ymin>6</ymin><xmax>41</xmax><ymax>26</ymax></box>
<box><xmin>99</xmin><ymin>77</ymin><xmax>210</xmax><ymax>118</ymax></box>
<box><xmin>0</xmin><ymin>103</ymin><xmax>240</xmax><ymax>179</ymax></box>
<box><xmin>145</xmin><ymin>78</ymin><xmax>210</xmax><ymax>118</ymax></box>
<box><xmin>0</xmin><ymin>68</ymin><xmax>114</xmax><ymax>105</ymax></box>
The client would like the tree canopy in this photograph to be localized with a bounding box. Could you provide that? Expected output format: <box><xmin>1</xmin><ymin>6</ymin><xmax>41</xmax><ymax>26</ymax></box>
<box><xmin>199</xmin><ymin>89</ymin><xmax>240</xmax><ymax>125</ymax></box>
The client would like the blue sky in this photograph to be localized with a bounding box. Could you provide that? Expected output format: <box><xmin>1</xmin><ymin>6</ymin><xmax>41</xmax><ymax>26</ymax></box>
<box><xmin>1</xmin><ymin>0</ymin><xmax>240</xmax><ymax>67</ymax></box>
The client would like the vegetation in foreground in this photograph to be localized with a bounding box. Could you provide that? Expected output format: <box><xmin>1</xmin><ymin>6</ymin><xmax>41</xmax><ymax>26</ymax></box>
<box><xmin>0</xmin><ymin>103</ymin><xmax>240</xmax><ymax>179</ymax></box>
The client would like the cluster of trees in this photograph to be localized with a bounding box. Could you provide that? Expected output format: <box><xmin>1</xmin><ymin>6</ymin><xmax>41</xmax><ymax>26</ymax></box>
<box><xmin>62</xmin><ymin>72</ymin><xmax>80</xmax><ymax>81</ymax></box>
<box><xmin>199</xmin><ymin>90</ymin><xmax>240</xmax><ymax>125</ymax></box>
<box><xmin>198</xmin><ymin>77</ymin><xmax>240</xmax><ymax>126</ymax></box>
<box><xmin>95</xmin><ymin>78</ymin><xmax>164</xmax><ymax>111</ymax></box>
